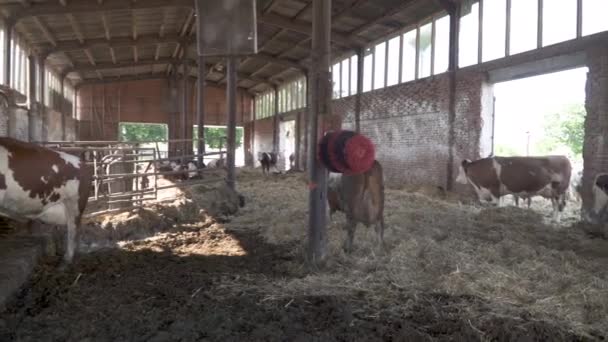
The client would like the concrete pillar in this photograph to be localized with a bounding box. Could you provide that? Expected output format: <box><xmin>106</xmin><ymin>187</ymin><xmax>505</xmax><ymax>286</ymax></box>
<box><xmin>181</xmin><ymin>61</ymin><xmax>189</xmax><ymax>159</ymax></box>
<box><xmin>582</xmin><ymin>46</ymin><xmax>608</xmax><ymax>221</ymax></box>
<box><xmin>37</xmin><ymin>56</ymin><xmax>47</xmax><ymax>141</ymax></box>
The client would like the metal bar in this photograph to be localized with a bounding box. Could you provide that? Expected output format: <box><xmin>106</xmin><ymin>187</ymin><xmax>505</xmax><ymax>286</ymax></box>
<box><xmin>478</xmin><ymin>0</ymin><xmax>483</xmax><ymax>64</ymax></box>
<box><xmin>60</xmin><ymin>77</ymin><xmax>66</xmax><ymax>140</ymax></box>
<box><xmin>196</xmin><ymin>54</ymin><xmax>205</xmax><ymax>165</ymax></box>
<box><xmin>93</xmin><ymin>150</ymin><xmax>99</xmax><ymax>200</ymax></box>
<box><xmin>2</xmin><ymin>22</ymin><xmax>11</xmax><ymax>86</ymax></box>
<box><xmin>226</xmin><ymin>57</ymin><xmax>238</xmax><ymax>190</ymax></box>
<box><xmin>94</xmin><ymin>167</ymin><xmax>222</xmax><ymax>180</ymax></box>
<box><xmin>307</xmin><ymin>0</ymin><xmax>330</xmax><ymax>266</ymax></box>
<box><xmin>446</xmin><ymin>4</ymin><xmax>459</xmax><ymax>191</ymax></box>
<box><xmin>182</xmin><ymin>61</ymin><xmax>189</xmax><ymax>159</ymax></box>
<box><xmin>398</xmin><ymin>30</ymin><xmax>404</xmax><ymax>83</ymax></box>
<box><xmin>384</xmin><ymin>37</ymin><xmax>389</xmax><ymax>87</ymax></box>
<box><xmin>355</xmin><ymin>48</ymin><xmax>364</xmax><ymax>132</ymax></box>
<box><xmin>576</xmin><ymin>0</ymin><xmax>582</xmax><ymax>38</ymax></box>
<box><xmin>273</xmin><ymin>86</ymin><xmax>279</xmax><ymax>151</ymax></box>
<box><xmin>39</xmin><ymin>138</ymin><xmax>205</xmax><ymax>145</ymax></box>
<box><xmin>505</xmin><ymin>0</ymin><xmax>511</xmax><ymax>56</ymax></box>
<box><xmin>431</xmin><ymin>18</ymin><xmax>436</xmax><ymax>75</ymax></box>
<box><xmin>415</xmin><ymin>25</ymin><xmax>420</xmax><ymax>79</ymax></box>
<box><xmin>537</xmin><ymin>0</ymin><xmax>543</xmax><ymax>48</ymax></box>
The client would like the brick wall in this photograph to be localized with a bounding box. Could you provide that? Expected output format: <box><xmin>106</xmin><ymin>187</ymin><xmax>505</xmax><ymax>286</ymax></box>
<box><xmin>254</xmin><ymin>71</ymin><xmax>490</xmax><ymax>189</ymax></box>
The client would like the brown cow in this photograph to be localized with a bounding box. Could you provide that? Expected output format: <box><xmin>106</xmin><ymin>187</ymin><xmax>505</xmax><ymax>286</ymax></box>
<box><xmin>327</xmin><ymin>160</ymin><xmax>386</xmax><ymax>252</ymax></box>
<box><xmin>456</xmin><ymin>155</ymin><xmax>572</xmax><ymax>222</ymax></box>
<box><xmin>0</xmin><ymin>138</ymin><xmax>93</xmax><ymax>263</ymax></box>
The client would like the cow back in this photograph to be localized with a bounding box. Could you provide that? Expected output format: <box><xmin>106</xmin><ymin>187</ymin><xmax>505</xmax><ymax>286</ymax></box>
<box><xmin>495</xmin><ymin>156</ymin><xmax>572</xmax><ymax>194</ymax></box>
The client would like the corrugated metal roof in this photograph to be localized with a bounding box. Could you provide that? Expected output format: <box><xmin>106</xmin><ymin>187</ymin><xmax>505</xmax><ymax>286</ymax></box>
<box><xmin>2</xmin><ymin>0</ymin><xmax>445</xmax><ymax>91</ymax></box>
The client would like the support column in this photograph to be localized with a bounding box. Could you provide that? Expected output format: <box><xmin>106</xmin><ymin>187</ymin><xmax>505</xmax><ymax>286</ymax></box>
<box><xmin>2</xmin><ymin>21</ymin><xmax>11</xmax><ymax>86</ymax></box>
<box><xmin>181</xmin><ymin>60</ymin><xmax>189</xmax><ymax>160</ymax></box>
<box><xmin>355</xmin><ymin>48</ymin><xmax>364</xmax><ymax>133</ymax></box>
<box><xmin>446</xmin><ymin>4</ymin><xmax>460</xmax><ymax>191</ymax></box>
<box><xmin>307</xmin><ymin>0</ymin><xmax>332</xmax><ymax>266</ymax></box>
<box><xmin>60</xmin><ymin>76</ymin><xmax>66</xmax><ymax>140</ymax></box>
<box><xmin>196</xmin><ymin>55</ymin><xmax>205</xmax><ymax>165</ymax></box>
<box><xmin>226</xmin><ymin>57</ymin><xmax>238</xmax><ymax>190</ymax></box>
<box><xmin>273</xmin><ymin>85</ymin><xmax>279</xmax><ymax>152</ymax></box>
<box><xmin>582</xmin><ymin>46</ymin><xmax>608</xmax><ymax>221</ymax></box>
<box><xmin>38</xmin><ymin>55</ymin><xmax>47</xmax><ymax>141</ymax></box>
<box><xmin>28</xmin><ymin>55</ymin><xmax>36</xmax><ymax>103</ymax></box>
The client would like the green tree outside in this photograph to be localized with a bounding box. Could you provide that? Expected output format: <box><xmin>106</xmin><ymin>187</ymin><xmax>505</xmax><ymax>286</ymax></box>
<box><xmin>118</xmin><ymin>122</ymin><xmax>168</xmax><ymax>142</ymax></box>
<box><xmin>193</xmin><ymin>126</ymin><xmax>243</xmax><ymax>150</ymax></box>
<box><xmin>537</xmin><ymin>103</ymin><xmax>585</xmax><ymax>158</ymax></box>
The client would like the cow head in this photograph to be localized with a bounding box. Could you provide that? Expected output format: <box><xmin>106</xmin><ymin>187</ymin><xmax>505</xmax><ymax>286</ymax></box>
<box><xmin>587</xmin><ymin>173</ymin><xmax>608</xmax><ymax>223</ymax></box>
<box><xmin>456</xmin><ymin>159</ymin><xmax>472</xmax><ymax>184</ymax></box>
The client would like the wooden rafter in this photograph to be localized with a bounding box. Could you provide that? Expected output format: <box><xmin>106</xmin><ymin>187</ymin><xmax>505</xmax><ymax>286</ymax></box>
<box><xmin>10</xmin><ymin>0</ymin><xmax>193</xmax><ymax>22</ymax></box>
<box><xmin>348</xmin><ymin>0</ymin><xmax>418</xmax><ymax>37</ymax></box>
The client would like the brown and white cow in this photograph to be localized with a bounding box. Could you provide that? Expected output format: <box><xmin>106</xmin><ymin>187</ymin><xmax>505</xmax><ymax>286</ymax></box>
<box><xmin>587</xmin><ymin>173</ymin><xmax>608</xmax><ymax>223</ymax></box>
<box><xmin>456</xmin><ymin>155</ymin><xmax>572</xmax><ymax>222</ymax></box>
<box><xmin>327</xmin><ymin>160</ymin><xmax>386</xmax><ymax>252</ymax></box>
<box><xmin>0</xmin><ymin>138</ymin><xmax>93</xmax><ymax>263</ymax></box>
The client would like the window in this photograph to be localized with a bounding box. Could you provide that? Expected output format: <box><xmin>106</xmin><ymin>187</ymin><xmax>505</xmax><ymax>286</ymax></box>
<box><xmin>459</xmin><ymin>1</ymin><xmax>479</xmax><ymax>67</ymax></box>
<box><xmin>401</xmin><ymin>30</ymin><xmax>416</xmax><ymax>82</ymax></box>
<box><xmin>434</xmin><ymin>16</ymin><xmax>450</xmax><ymax>74</ymax></box>
<box><xmin>363</xmin><ymin>50</ymin><xmax>373</xmax><ymax>92</ymax></box>
<box><xmin>510</xmin><ymin>0</ymin><xmax>537</xmax><ymax>54</ymax></box>
<box><xmin>482</xmin><ymin>0</ymin><xmax>507</xmax><ymax>62</ymax></box>
<box><xmin>583</xmin><ymin>0</ymin><xmax>608</xmax><ymax>35</ymax></box>
<box><xmin>418</xmin><ymin>23</ymin><xmax>432</xmax><ymax>78</ymax></box>
<box><xmin>373</xmin><ymin>41</ymin><xmax>386</xmax><ymax>90</ymax></box>
<box><xmin>340</xmin><ymin>58</ymin><xmax>349</xmax><ymax>97</ymax></box>
<box><xmin>543</xmin><ymin>0</ymin><xmax>576</xmax><ymax>46</ymax></box>
<box><xmin>386</xmin><ymin>36</ymin><xmax>400</xmax><ymax>86</ymax></box>
<box><xmin>349</xmin><ymin>55</ymin><xmax>358</xmax><ymax>95</ymax></box>
<box><xmin>332</xmin><ymin>62</ymin><xmax>340</xmax><ymax>98</ymax></box>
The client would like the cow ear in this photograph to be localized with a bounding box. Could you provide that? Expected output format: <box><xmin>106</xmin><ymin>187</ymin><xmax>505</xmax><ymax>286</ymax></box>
<box><xmin>461</xmin><ymin>159</ymin><xmax>471</xmax><ymax>167</ymax></box>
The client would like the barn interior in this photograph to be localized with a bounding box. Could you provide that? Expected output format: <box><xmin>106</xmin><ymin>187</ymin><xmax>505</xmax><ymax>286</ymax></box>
<box><xmin>1</xmin><ymin>0</ymin><xmax>608</xmax><ymax>340</ymax></box>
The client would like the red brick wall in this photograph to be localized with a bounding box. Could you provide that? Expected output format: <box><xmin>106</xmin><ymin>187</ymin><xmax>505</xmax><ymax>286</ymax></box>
<box><xmin>76</xmin><ymin>79</ymin><xmax>253</xmax><ymax>141</ymax></box>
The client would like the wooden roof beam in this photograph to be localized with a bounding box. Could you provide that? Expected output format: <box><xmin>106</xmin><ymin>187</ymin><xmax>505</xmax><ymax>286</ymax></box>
<box><xmin>66</xmin><ymin>57</ymin><xmax>181</xmax><ymax>74</ymax></box>
<box><xmin>258</xmin><ymin>13</ymin><xmax>364</xmax><ymax>49</ymax></box>
<box><xmin>10</xmin><ymin>0</ymin><xmax>193</xmax><ymax>23</ymax></box>
<box><xmin>348</xmin><ymin>0</ymin><xmax>418</xmax><ymax>37</ymax></box>
<box><xmin>38</xmin><ymin>33</ymin><xmax>191</xmax><ymax>55</ymax></box>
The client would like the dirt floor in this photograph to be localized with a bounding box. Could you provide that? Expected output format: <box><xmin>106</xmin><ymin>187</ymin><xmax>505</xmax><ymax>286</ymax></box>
<box><xmin>1</xmin><ymin>168</ymin><xmax>607</xmax><ymax>341</ymax></box>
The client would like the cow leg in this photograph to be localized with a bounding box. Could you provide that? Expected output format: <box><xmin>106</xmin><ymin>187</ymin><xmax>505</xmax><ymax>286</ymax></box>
<box><xmin>514</xmin><ymin>196</ymin><xmax>519</xmax><ymax>207</ymax></box>
<box><xmin>374</xmin><ymin>217</ymin><xmax>386</xmax><ymax>251</ymax></box>
<box><xmin>63</xmin><ymin>205</ymin><xmax>78</xmax><ymax>264</ymax></box>
<box><xmin>551</xmin><ymin>197</ymin><xmax>561</xmax><ymax>223</ymax></box>
<box><xmin>342</xmin><ymin>219</ymin><xmax>357</xmax><ymax>253</ymax></box>
<box><xmin>526</xmin><ymin>197</ymin><xmax>532</xmax><ymax>209</ymax></box>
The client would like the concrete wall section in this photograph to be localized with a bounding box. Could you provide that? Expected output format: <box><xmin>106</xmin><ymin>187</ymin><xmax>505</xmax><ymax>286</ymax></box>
<box><xmin>582</xmin><ymin>46</ymin><xmax>608</xmax><ymax>218</ymax></box>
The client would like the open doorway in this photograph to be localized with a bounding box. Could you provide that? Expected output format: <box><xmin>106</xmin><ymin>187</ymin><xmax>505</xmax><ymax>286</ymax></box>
<box><xmin>493</xmin><ymin>67</ymin><xmax>587</xmax><ymax>172</ymax></box>
<box><xmin>492</xmin><ymin>67</ymin><xmax>587</xmax><ymax>215</ymax></box>
<box><xmin>118</xmin><ymin>122</ymin><xmax>169</xmax><ymax>159</ymax></box>
<box><xmin>279</xmin><ymin>120</ymin><xmax>296</xmax><ymax>171</ymax></box>
<box><xmin>193</xmin><ymin>125</ymin><xmax>245</xmax><ymax>167</ymax></box>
